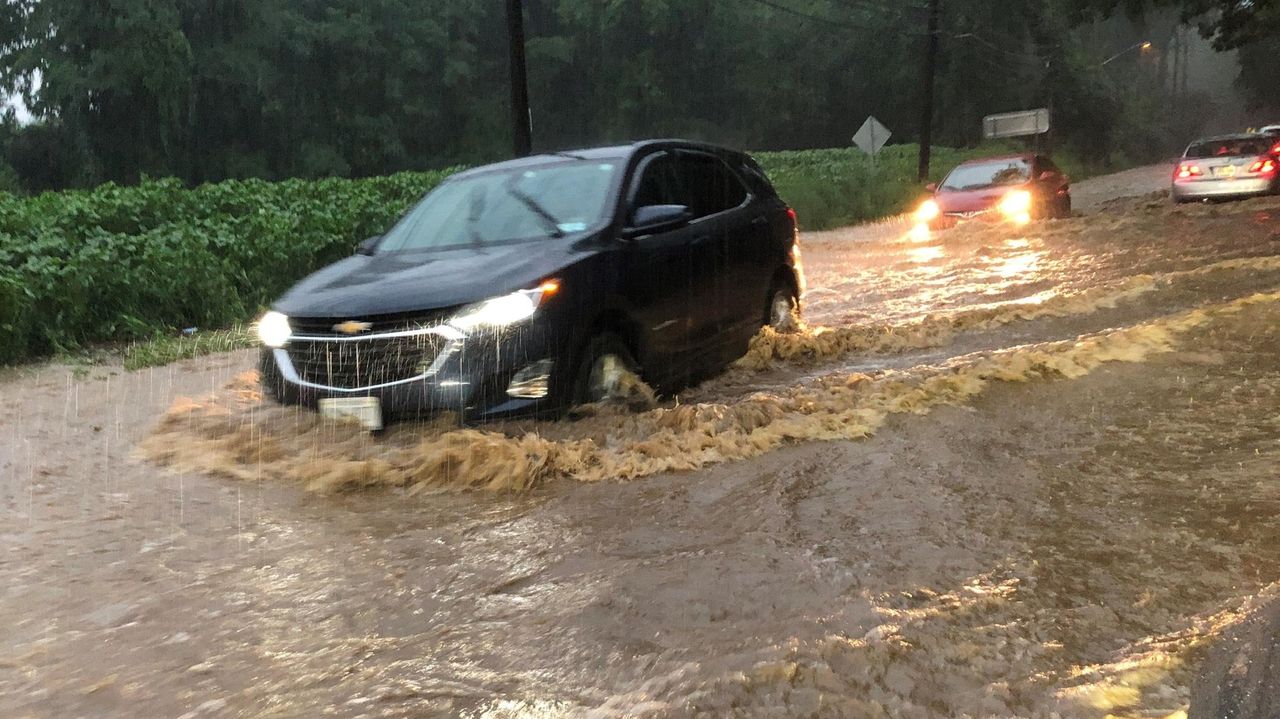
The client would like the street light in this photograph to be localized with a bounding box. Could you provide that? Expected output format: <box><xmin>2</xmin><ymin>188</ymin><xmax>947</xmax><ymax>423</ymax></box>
<box><xmin>1101</xmin><ymin>41</ymin><xmax>1153</xmax><ymax>66</ymax></box>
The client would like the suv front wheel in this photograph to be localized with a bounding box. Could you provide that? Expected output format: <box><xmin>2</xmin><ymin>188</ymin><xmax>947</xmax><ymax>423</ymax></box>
<box><xmin>570</xmin><ymin>332</ymin><xmax>642</xmax><ymax>407</ymax></box>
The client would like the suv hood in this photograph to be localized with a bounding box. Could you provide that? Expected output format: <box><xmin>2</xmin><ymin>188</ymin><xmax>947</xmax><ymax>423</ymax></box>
<box><xmin>275</xmin><ymin>240</ymin><xmax>589</xmax><ymax>318</ymax></box>
<box><xmin>935</xmin><ymin>184</ymin><xmax>1026</xmax><ymax>213</ymax></box>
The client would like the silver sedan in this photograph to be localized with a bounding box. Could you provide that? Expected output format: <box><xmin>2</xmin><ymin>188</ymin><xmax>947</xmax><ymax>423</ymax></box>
<box><xmin>1172</xmin><ymin>134</ymin><xmax>1279</xmax><ymax>203</ymax></box>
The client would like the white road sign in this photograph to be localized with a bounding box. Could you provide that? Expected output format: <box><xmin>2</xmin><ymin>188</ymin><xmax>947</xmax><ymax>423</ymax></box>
<box><xmin>853</xmin><ymin>116</ymin><xmax>891</xmax><ymax>157</ymax></box>
<box><xmin>983</xmin><ymin>109</ymin><xmax>1051</xmax><ymax>139</ymax></box>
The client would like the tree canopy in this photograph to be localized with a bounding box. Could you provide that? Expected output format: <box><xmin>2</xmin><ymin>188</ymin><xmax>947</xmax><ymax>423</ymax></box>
<box><xmin>0</xmin><ymin>0</ymin><xmax>1270</xmax><ymax>192</ymax></box>
<box><xmin>1066</xmin><ymin>0</ymin><xmax>1280</xmax><ymax>49</ymax></box>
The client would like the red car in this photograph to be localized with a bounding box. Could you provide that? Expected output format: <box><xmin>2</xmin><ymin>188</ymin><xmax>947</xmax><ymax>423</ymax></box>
<box><xmin>914</xmin><ymin>153</ymin><xmax>1072</xmax><ymax>231</ymax></box>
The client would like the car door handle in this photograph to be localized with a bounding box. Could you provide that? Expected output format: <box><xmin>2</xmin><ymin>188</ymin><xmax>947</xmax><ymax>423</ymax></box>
<box><xmin>750</xmin><ymin>216</ymin><xmax>768</xmax><ymax>227</ymax></box>
<box><xmin>691</xmin><ymin>235</ymin><xmax>712</xmax><ymax>246</ymax></box>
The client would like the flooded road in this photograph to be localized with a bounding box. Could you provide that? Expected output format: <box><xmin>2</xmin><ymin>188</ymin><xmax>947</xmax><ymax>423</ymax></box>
<box><xmin>4</xmin><ymin>168</ymin><xmax>1280</xmax><ymax>717</ymax></box>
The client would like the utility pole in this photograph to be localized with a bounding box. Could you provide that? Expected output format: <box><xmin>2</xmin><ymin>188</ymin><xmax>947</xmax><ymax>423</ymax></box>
<box><xmin>1180</xmin><ymin>28</ymin><xmax>1189</xmax><ymax>98</ymax></box>
<box><xmin>505</xmin><ymin>0</ymin><xmax>532</xmax><ymax>157</ymax></box>
<box><xmin>1044</xmin><ymin>58</ymin><xmax>1054</xmax><ymax>155</ymax></box>
<box><xmin>916</xmin><ymin>0</ymin><xmax>941</xmax><ymax>183</ymax></box>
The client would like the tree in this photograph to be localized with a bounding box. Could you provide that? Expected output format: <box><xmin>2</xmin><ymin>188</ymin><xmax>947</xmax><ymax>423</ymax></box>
<box><xmin>0</xmin><ymin>0</ymin><xmax>193</xmax><ymax>184</ymax></box>
<box><xmin>1065</xmin><ymin>0</ymin><xmax>1280</xmax><ymax>50</ymax></box>
<box><xmin>0</xmin><ymin>0</ymin><xmax>1257</xmax><ymax>191</ymax></box>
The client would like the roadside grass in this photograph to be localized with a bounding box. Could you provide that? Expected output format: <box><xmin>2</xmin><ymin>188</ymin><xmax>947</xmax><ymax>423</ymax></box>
<box><xmin>123</xmin><ymin>325</ymin><xmax>255</xmax><ymax>371</ymax></box>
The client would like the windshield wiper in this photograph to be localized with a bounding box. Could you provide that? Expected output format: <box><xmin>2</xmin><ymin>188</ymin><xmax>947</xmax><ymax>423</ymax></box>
<box><xmin>503</xmin><ymin>178</ymin><xmax>564</xmax><ymax>238</ymax></box>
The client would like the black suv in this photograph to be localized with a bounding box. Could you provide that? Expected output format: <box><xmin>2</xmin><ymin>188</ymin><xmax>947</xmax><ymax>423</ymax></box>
<box><xmin>257</xmin><ymin>140</ymin><xmax>804</xmax><ymax>424</ymax></box>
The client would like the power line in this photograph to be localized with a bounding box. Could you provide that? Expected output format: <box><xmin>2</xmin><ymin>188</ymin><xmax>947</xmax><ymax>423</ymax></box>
<box><xmin>839</xmin><ymin>0</ymin><xmax>928</xmax><ymax>18</ymax></box>
<box><xmin>739</xmin><ymin>0</ymin><xmax>925</xmax><ymax>37</ymax></box>
<box><xmin>950</xmin><ymin>30</ymin><xmax>1052</xmax><ymax>66</ymax></box>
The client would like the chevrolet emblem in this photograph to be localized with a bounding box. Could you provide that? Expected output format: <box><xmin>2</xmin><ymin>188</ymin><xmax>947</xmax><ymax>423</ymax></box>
<box><xmin>333</xmin><ymin>320</ymin><xmax>373</xmax><ymax>335</ymax></box>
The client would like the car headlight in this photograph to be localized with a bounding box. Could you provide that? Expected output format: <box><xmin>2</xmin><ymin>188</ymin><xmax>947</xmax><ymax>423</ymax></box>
<box><xmin>914</xmin><ymin>199</ymin><xmax>940</xmax><ymax>223</ymax></box>
<box><xmin>449</xmin><ymin>280</ymin><xmax>560</xmax><ymax>333</ymax></box>
<box><xmin>998</xmin><ymin>190</ymin><xmax>1033</xmax><ymax>217</ymax></box>
<box><xmin>257</xmin><ymin>311</ymin><xmax>291</xmax><ymax>348</ymax></box>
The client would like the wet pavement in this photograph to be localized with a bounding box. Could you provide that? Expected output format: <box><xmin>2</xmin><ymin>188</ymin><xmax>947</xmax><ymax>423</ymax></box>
<box><xmin>3</xmin><ymin>168</ymin><xmax>1280</xmax><ymax>717</ymax></box>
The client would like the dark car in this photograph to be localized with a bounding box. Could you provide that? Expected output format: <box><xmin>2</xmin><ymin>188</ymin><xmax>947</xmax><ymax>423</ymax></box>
<box><xmin>913</xmin><ymin>153</ymin><xmax>1072</xmax><ymax>231</ymax></box>
<box><xmin>255</xmin><ymin>140</ymin><xmax>804</xmax><ymax>426</ymax></box>
<box><xmin>1172</xmin><ymin>134</ymin><xmax>1279</xmax><ymax>203</ymax></box>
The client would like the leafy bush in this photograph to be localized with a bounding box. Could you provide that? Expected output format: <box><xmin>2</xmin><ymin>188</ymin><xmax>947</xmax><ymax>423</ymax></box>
<box><xmin>0</xmin><ymin>169</ymin><xmax>457</xmax><ymax>361</ymax></box>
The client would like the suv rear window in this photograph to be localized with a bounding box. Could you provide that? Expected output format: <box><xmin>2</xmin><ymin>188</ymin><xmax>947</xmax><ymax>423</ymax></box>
<box><xmin>1185</xmin><ymin>139</ymin><xmax>1268</xmax><ymax>158</ymax></box>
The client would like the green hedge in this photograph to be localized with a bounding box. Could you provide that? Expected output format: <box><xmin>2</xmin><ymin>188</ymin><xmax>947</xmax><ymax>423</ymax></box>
<box><xmin>0</xmin><ymin>170</ymin><xmax>457</xmax><ymax>362</ymax></box>
<box><xmin>1</xmin><ymin>142</ymin><xmax>1077</xmax><ymax>365</ymax></box>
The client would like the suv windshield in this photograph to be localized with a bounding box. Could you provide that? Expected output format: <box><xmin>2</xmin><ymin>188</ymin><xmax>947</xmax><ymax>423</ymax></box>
<box><xmin>1185</xmin><ymin>138</ymin><xmax>1267</xmax><ymax>158</ymax></box>
<box><xmin>941</xmin><ymin>159</ymin><xmax>1030</xmax><ymax>191</ymax></box>
<box><xmin>376</xmin><ymin>160</ymin><xmax>619</xmax><ymax>252</ymax></box>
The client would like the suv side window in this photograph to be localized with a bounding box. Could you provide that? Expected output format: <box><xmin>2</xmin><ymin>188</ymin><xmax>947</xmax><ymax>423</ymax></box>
<box><xmin>628</xmin><ymin>152</ymin><xmax>681</xmax><ymax>222</ymax></box>
<box><xmin>677</xmin><ymin>151</ymin><xmax>749</xmax><ymax>219</ymax></box>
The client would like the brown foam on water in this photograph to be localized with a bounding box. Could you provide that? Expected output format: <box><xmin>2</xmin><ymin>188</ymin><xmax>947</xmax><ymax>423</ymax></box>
<box><xmin>135</xmin><ymin>290</ymin><xmax>1280</xmax><ymax>494</ymax></box>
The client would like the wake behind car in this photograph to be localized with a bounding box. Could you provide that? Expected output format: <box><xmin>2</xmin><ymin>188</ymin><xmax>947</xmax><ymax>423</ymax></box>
<box><xmin>913</xmin><ymin>153</ymin><xmax>1072</xmax><ymax>232</ymax></box>
<box><xmin>1172</xmin><ymin>134</ymin><xmax>1279</xmax><ymax>203</ymax></box>
<box><xmin>256</xmin><ymin>140</ymin><xmax>804</xmax><ymax>426</ymax></box>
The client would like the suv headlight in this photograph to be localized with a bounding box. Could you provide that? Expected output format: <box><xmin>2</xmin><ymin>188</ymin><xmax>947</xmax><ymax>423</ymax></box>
<box><xmin>449</xmin><ymin>280</ymin><xmax>560</xmax><ymax>333</ymax></box>
<box><xmin>257</xmin><ymin>311</ymin><xmax>291</xmax><ymax>348</ymax></box>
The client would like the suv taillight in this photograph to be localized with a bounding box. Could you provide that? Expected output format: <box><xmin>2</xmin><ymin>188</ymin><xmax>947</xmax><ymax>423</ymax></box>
<box><xmin>1248</xmin><ymin>157</ymin><xmax>1277</xmax><ymax>175</ymax></box>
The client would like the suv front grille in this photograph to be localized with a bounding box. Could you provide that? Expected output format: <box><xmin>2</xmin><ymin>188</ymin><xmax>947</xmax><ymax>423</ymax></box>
<box><xmin>286</xmin><ymin>334</ymin><xmax>449</xmax><ymax>390</ymax></box>
<box><xmin>289</xmin><ymin>310</ymin><xmax>457</xmax><ymax>339</ymax></box>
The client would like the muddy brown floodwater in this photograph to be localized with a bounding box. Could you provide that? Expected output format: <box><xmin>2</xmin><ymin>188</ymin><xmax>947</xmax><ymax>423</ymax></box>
<box><xmin>4</xmin><ymin>167</ymin><xmax>1280</xmax><ymax>718</ymax></box>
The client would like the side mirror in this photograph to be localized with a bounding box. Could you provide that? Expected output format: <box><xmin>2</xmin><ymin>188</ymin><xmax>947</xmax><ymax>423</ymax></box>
<box><xmin>627</xmin><ymin>204</ymin><xmax>692</xmax><ymax>235</ymax></box>
<box><xmin>925</xmin><ymin>182</ymin><xmax>938</xmax><ymax>193</ymax></box>
<box><xmin>355</xmin><ymin>235</ymin><xmax>380</xmax><ymax>255</ymax></box>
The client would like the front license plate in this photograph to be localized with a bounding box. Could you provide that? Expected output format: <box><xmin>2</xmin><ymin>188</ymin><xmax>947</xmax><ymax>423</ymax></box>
<box><xmin>319</xmin><ymin>397</ymin><xmax>383</xmax><ymax>431</ymax></box>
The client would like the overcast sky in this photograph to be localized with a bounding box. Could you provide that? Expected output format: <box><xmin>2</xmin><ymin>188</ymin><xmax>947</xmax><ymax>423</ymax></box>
<box><xmin>6</xmin><ymin>94</ymin><xmax>33</xmax><ymax>124</ymax></box>
<box><xmin>4</xmin><ymin>69</ymin><xmax>39</xmax><ymax>124</ymax></box>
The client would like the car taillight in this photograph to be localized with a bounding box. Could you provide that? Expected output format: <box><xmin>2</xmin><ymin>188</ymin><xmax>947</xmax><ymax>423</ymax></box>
<box><xmin>787</xmin><ymin>207</ymin><xmax>798</xmax><ymax>225</ymax></box>
<box><xmin>1271</xmin><ymin>142</ymin><xmax>1280</xmax><ymax>157</ymax></box>
<box><xmin>1175</xmin><ymin>164</ymin><xmax>1203</xmax><ymax>179</ymax></box>
<box><xmin>1248</xmin><ymin>158</ymin><xmax>1277</xmax><ymax>175</ymax></box>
